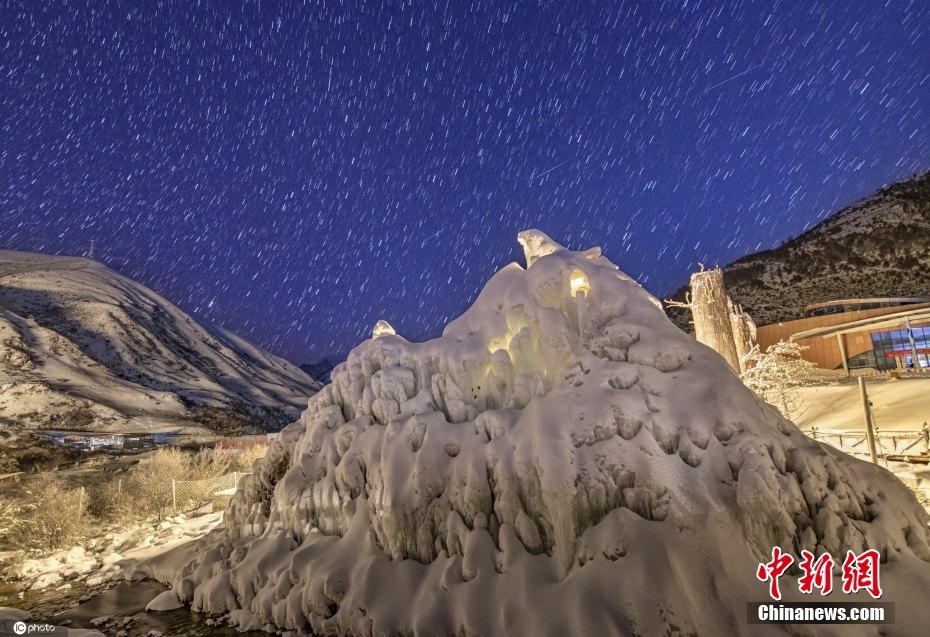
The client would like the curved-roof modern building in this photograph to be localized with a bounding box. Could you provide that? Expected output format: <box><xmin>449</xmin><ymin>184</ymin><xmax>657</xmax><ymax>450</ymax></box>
<box><xmin>756</xmin><ymin>297</ymin><xmax>930</xmax><ymax>374</ymax></box>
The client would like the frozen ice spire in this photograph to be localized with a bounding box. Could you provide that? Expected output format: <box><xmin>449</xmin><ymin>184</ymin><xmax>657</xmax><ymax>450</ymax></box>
<box><xmin>150</xmin><ymin>230</ymin><xmax>930</xmax><ymax>637</ymax></box>
<box><xmin>372</xmin><ymin>319</ymin><xmax>396</xmax><ymax>339</ymax></box>
<box><xmin>517</xmin><ymin>229</ymin><xmax>564</xmax><ymax>266</ymax></box>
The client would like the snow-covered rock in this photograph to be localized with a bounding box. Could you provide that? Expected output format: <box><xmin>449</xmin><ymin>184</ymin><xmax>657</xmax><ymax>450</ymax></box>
<box><xmin>147</xmin><ymin>231</ymin><xmax>930</xmax><ymax>636</ymax></box>
<box><xmin>145</xmin><ymin>589</ymin><xmax>183</xmax><ymax>612</ymax></box>
<box><xmin>29</xmin><ymin>571</ymin><xmax>63</xmax><ymax>590</ymax></box>
<box><xmin>0</xmin><ymin>607</ymin><xmax>31</xmax><ymax>620</ymax></box>
<box><xmin>99</xmin><ymin>552</ymin><xmax>123</xmax><ymax>568</ymax></box>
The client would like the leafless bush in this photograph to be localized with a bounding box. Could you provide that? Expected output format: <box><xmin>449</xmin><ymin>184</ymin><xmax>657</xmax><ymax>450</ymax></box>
<box><xmin>186</xmin><ymin>447</ymin><xmax>231</xmax><ymax>480</ymax></box>
<box><xmin>741</xmin><ymin>340</ymin><xmax>820</xmax><ymax>421</ymax></box>
<box><xmin>86</xmin><ymin>479</ymin><xmax>132</xmax><ymax>521</ymax></box>
<box><xmin>124</xmin><ymin>447</ymin><xmax>189</xmax><ymax>520</ymax></box>
<box><xmin>0</xmin><ymin>453</ymin><xmax>19</xmax><ymax>474</ymax></box>
<box><xmin>1</xmin><ymin>476</ymin><xmax>88</xmax><ymax>554</ymax></box>
<box><xmin>124</xmin><ymin>447</ymin><xmax>233</xmax><ymax>520</ymax></box>
<box><xmin>233</xmin><ymin>442</ymin><xmax>268</xmax><ymax>473</ymax></box>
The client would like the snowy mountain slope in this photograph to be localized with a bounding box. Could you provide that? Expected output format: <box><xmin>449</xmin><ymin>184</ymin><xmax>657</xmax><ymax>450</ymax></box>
<box><xmin>143</xmin><ymin>231</ymin><xmax>930</xmax><ymax>636</ymax></box>
<box><xmin>668</xmin><ymin>171</ymin><xmax>930</xmax><ymax>328</ymax></box>
<box><xmin>0</xmin><ymin>250</ymin><xmax>319</xmax><ymax>433</ymax></box>
<box><xmin>299</xmin><ymin>358</ymin><xmax>336</xmax><ymax>384</ymax></box>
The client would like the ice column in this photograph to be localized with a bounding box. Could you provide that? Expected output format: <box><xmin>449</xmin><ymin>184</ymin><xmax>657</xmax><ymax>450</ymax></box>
<box><xmin>569</xmin><ymin>269</ymin><xmax>589</xmax><ymax>339</ymax></box>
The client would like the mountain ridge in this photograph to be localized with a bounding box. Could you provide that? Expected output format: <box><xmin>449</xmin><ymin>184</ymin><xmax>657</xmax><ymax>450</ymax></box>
<box><xmin>667</xmin><ymin>170</ymin><xmax>930</xmax><ymax>329</ymax></box>
<box><xmin>0</xmin><ymin>250</ymin><xmax>320</xmax><ymax>434</ymax></box>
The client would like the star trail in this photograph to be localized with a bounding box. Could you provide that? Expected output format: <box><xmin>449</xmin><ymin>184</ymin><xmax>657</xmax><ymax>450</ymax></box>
<box><xmin>1</xmin><ymin>1</ymin><xmax>928</xmax><ymax>364</ymax></box>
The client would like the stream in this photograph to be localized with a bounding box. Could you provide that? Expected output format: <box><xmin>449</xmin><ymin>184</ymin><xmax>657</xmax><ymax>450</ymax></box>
<box><xmin>3</xmin><ymin>580</ymin><xmax>276</xmax><ymax>636</ymax></box>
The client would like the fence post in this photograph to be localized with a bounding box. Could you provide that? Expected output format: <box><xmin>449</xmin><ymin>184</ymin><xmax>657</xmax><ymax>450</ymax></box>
<box><xmin>118</xmin><ymin>478</ymin><xmax>122</xmax><ymax>497</ymax></box>
<box><xmin>172</xmin><ymin>479</ymin><xmax>177</xmax><ymax>512</ymax></box>
<box><xmin>78</xmin><ymin>486</ymin><xmax>84</xmax><ymax>518</ymax></box>
<box><xmin>232</xmin><ymin>471</ymin><xmax>239</xmax><ymax>490</ymax></box>
<box><xmin>858</xmin><ymin>376</ymin><xmax>879</xmax><ymax>464</ymax></box>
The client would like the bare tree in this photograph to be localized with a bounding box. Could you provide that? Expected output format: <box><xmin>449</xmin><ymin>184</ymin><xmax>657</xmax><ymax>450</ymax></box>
<box><xmin>740</xmin><ymin>340</ymin><xmax>820</xmax><ymax>421</ymax></box>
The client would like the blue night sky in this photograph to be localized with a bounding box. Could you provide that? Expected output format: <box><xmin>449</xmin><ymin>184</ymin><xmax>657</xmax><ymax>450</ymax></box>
<box><xmin>1</xmin><ymin>1</ymin><xmax>928</xmax><ymax>364</ymax></box>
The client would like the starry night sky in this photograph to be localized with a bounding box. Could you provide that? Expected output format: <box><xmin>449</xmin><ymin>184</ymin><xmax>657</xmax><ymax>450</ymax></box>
<box><xmin>1</xmin><ymin>1</ymin><xmax>928</xmax><ymax>364</ymax></box>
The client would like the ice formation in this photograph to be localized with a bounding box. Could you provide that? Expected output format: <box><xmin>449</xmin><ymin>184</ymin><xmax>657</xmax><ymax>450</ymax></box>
<box><xmin>148</xmin><ymin>231</ymin><xmax>930</xmax><ymax>636</ymax></box>
<box><xmin>371</xmin><ymin>319</ymin><xmax>396</xmax><ymax>339</ymax></box>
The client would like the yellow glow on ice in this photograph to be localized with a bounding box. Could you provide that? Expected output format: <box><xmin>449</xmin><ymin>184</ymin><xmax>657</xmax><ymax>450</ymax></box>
<box><xmin>569</xmin><ymin>270</ymin><xmax>590</xmax><ymax>297</ymax></box>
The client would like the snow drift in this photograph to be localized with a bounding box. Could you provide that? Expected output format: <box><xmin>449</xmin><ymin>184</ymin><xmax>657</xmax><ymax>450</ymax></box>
<box><xmin>148</xmin><ymin>231</ymin><xmax>930</xmax><ymax>635</ymax></box>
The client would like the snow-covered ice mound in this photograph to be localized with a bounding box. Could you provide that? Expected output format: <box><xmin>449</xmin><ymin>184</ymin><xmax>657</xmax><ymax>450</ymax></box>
<box><xmin>149</xmin><ymin>231</ymin><xmax>930</xmax><ymax>636</ymax></box>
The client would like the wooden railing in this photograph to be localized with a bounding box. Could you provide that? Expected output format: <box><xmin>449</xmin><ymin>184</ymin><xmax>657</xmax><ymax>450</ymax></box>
<box><xmin>807</xmin><ymin>427</ymin><xmax>930</xmax><ymax>460</ymax></box>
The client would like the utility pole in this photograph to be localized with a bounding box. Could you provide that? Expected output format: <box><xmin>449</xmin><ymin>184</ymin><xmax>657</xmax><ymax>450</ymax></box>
<box><xmin>858</xmin><ymin>376</ymin><xmax>879</xmax><ymax>464</ymax></box>
<box><xmin>905</xmin><ymin>318</ymin><xmax>920</xmax><ymax>369</ymax></box>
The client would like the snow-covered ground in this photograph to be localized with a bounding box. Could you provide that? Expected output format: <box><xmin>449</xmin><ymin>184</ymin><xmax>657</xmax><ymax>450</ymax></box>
<box><xmin>1</xmin><ymin>512</ymin><xmax>223</xmax><ymax>599</ymax></box>
<box><xmin>795</xmin><ymin>376</ymin><xmax>930</xmax><ymax>432</ymax></box>
<box><xmin>131</xmin><ymin>231</ymin><xmax>930</xmax><ymax>636</ymax></box>
<box><xmin>1</xmin><ymin>512</ymin><xmax>219</xmax><ymax>636</ymax></box>
<box><xmin>793</xmin><ymin>376</ymin><xmax>930</xmax><ymax>511</ymax></box>
<box><xmin>0</xmin><ymin>250</ymin><xmax>319</xmax><ymax>435</ymax></box>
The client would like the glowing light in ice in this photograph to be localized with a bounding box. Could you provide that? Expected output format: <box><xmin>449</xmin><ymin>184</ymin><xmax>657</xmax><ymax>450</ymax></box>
<box><xmin>569</xmin><ymin>270</ymin><xmax>590</xmax><ymax>297</ymax></box>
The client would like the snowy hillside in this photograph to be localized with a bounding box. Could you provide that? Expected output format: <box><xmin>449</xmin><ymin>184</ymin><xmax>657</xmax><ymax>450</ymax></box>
<box><xmin>145</xmin><ymin>231</ymin><xmax>930</xmax><ymax>636</ymax></box>
<box><xmin>669</xmin><ymin>171</ymin><xmax>930</xmax><ymax>328</ymax></box>
<box><xmin>0</xmin><ymin>251</ymin><xmax>319</xmax><ymax>433</ymax></box>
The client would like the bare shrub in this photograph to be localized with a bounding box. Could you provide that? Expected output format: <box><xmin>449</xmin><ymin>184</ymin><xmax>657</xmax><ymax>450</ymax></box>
<box><xmin>2</xmin><ymin>476</ymin><xmax>88</xmax><ymax>554</ymax></box>
<box><xmin>86</xmin><ymin>479</ymin><xmax>132</xmax><ymax>521</ymax></box>
<box><xmin>124</xmin><ymin>447</ymin><xmax>234</xmax><ymax>519</ymax></box>
<box><xmin>125</xmin><ymin>447</ymin><xmax>189</xmax><ymax>520</ymax></box>
<box><xmin>233</xmin><ymin>442</ymin><xmax>268</xmax><ymax>473</ymax></box>
<box><xmin>0</xmin><ymin>453</ymin><xmax>19</xmax><ymax>474</ymax></box>
<box><xmin>186</xmin><ymin>447</ymin><xmax>231</xmax><ymax>480</ymax></box>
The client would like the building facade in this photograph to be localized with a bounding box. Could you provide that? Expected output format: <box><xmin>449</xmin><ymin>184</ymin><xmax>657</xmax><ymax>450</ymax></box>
<box><xmin>756</xmin><ymin>298</ymin><xmax>930</xmax><ymax>373</ymax></box>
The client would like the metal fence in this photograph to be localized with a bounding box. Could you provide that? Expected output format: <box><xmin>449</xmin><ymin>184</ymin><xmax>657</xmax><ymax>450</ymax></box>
<box><xmin>170</xmin><ymin>471</ymin><xmax>248</xmax><ymax>514</ymax></box>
